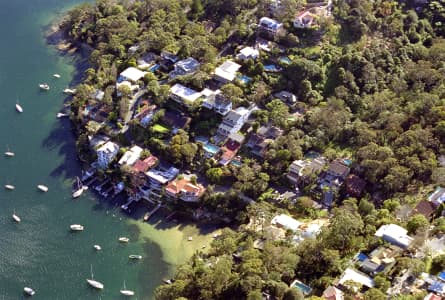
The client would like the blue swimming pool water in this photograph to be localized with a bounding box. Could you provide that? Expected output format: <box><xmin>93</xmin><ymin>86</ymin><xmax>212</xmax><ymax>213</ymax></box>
<box><xmin>264</xmin><ymin>64</ymin><xmax>281</xmax><ymax>72</ymax></box>
<box><xmin>237</xmin><ymin>75</ymin><xmax>252</xmax><ymax>84</ymax></box>
<box><xmin>204</xmin><ymin>143</ymin><xmax>220</xmax><ymax>155</ymax></box>
<box><xmin>279</xmin><ymin>56</ymin><xmax>292</xmax><ymax>64</ymax></box>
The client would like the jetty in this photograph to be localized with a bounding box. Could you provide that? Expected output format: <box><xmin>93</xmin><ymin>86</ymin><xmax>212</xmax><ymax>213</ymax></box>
<box><xmin>143</xmin><ymin>202</ymin><xmax>162</xmax><ymax>222</ymax></box>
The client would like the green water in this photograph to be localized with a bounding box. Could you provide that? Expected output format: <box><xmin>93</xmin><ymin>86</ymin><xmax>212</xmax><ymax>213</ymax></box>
<box><xmin>0</xmin><ymin>1</ymin><xmax>217</xmax><ymax>299</ymax></box>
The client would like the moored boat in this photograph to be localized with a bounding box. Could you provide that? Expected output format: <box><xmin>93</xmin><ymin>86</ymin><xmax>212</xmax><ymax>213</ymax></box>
<box><xmin>120</xmin><ymin>281</ymin><xmax>135</xmax><ymax>296</ymax></box>
<box><xmin>53</xmin><ymin>74</ymin><xmax>61</xmax><ymax>78</ymax></box>
<box><xmin>56</xmin><ymin>112</ymin><xmax>68</xmax><ymax>118</ymax></box>
<box><xmin>118</xmin><ymin>237</ymin><xmax>129</xmax><ymax>243</ymax></box>
<box><xmin>94</xmin><ymin>244</ymin><xmax>102</xmax><ymax>251</ymax></box>
<box><xmin>15</xmin><ymin>103</ymin><xmax>23</xmax><ymax>113</ymax></box>
<box><xmin>70</xmin><ymin>224</ymin><xmax>84</xmax><ymax>231</ymax></box>
<box><xmin>12</xmin><ymin>213</ymin><xmax>21</xmax><ymax>223</ymax></box>
<box><xmin>5</xmin><ymin>184</ymin><xmax>15</xmax><ymax>190</ymax></box>
<box><xmin>23</xmin><ymin>287</ymin><xmax>35</xmax><ymax>296</ymax></box>
<box><xmin>39</xmin><ymin>83</ymin><xmax>50</xmax><ymax>91</ymax></box>
<box><xmin>86</xmin><ymin>265</ymin><xmax>104</xmax><ymax>290</ymax></box>
<box><xmin>63</xmin><ymin>88</ymin><xmax>76</xmax><ymax>95</ymax></box>
<box><xmin>129</xmin><ymin>255</ymin><xmax>142</xmax><ymax>260</ymax></box>
<box><xmin>72</xmin><ymin>177</ymin><xmax>87</xmax><ymax>198</ymax></box>
<box><xmin>37</xmin><ymin>185</ymin><xmax>48</xmax><ymax>192</ymax></box>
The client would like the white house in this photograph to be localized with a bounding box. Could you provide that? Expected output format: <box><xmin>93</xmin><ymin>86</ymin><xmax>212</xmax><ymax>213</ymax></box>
<box><xmin>337</xmin><ymin>268</ymin><xmax>375</xmax><ymax>289</ymax></box>
<box><xmin>259</xmin><ymin>17</ymin><xmax>283</xmax><ymax>35</ymax></box>
<box><xmin>97</xmin><ymin>141</ymin><xmax>120</xmax><ymax>169</ymax></box>
<box><xmin>146</xmin><ymin>166</ymin><xmax>179</xmax><ymax>199</ymax></box>
<box><xmin>118</xmin><ymin>145</ymin><xmax>143</xmax><ymax>166</ymax></box>
<box><xmin>237</xmin><ymin>47</ymin><xmax>260</xmax><ymax>60</ymax></box>
<box><xmin>271</xmin><ymin>214</ymin><xmax>302</xmax><ymax>231</ymax></box>
<box><xmin>170</xmin><ymin>83</ymin><xmax>202</xmax><ymax>106</ymax></box>
<box><xmin>216</xmin><ymin>106</ymin><xmax>252</xmax><ymax>137</ymax></box>
<box><xmin>214</xmin><ymin>60</ymin><xmax>241</xmax><ymax>83</ymax></box>
<box><xmin>202</xmin><ymin>90</ymin><xmax>232</xmax><ymax>116</ymax></box>
<box><xmin>119</xmin><ymin>67</ymin><xmax>147</xmax><ymax>83</ymax></box>
<box><xmin>375</xmin><ymin>224</ymin><xmax>413</xmax><ymax>249</ymax></box>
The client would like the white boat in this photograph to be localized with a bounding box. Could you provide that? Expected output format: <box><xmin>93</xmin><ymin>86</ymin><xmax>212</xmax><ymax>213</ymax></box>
<box><xmin>57</xmin><ymin>112</ymin><xmax>68</xmax><ymax>118</ymax></box>
<box><xmin>188</xmin><ymin>236</ymin><xmax>193</xmax><ymax>241</ymax></box>
<box><xmin>120</xmin><ymin>280</ymin><xmax>135</xmax><ymax>296</ymax></box>
<box><xmin>129</xmin><ymin>255</ymin><xmax>142</xmax><ymax>260</ymax></box>
<box><xmin>24</xmin><ymin>287</ymin><xmax>35</xmax><ymax>296</ymax></box>
<box><xmin>15</xmin><ymin>103</ymin><xmax>23</xmax><ymax>113</ymax></box>
<box><xmin>118</xmin><ymin>237</ymin><xmax>129</xmax><ymax>243</ymax></box>
<box><xmin>39</xmin><ymin>83</ymin><xmax>50</xmax><ymax>91</ymax></box>
<box><xmin>53</xmin><ymin>74</ymin><xmax>61</xmax><ymax>78</ymax></box>
<box><xmin>4</xmin><ymin>151</ymin><xmax>14</xmax><ymax>157</ymax></box>
<box><xmin>63</xmin><ymin>88</ymin><xmax>76</xmax><ymax>95</ymax></box>
<box><xmin>37</xmin><ymin>185</ymin><xmax>48</xmax><ymax>192</ymax></box>
<box><xmin>93</xmin><ymin>244</ymin><xmax>102</xmax><ymax>251</ymax></box>
<box><xmin>86</xmin><ymin>265</ymin><xmax>104</xmax><ymax>290</ymax></box>
<box><xmin>70</xmin><ymin>224</ymin><xmax>84</xmax><ymax>231</ymax></box>
<box><xmin>12</xmin><ymin>213</ymin><xmax>21</xmax><ymax>223</ymax></box>
<box><xmin>5</xmin><ymin>184</ymin><xmax>15</xmax><ymax>190</ymax></box>
<box><xmin>72</xmin><ymin>177</ymin><xmax>87</xmax><ymax>198</ymax></box>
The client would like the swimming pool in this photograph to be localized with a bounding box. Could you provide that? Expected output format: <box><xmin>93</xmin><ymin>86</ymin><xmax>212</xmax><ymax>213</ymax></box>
<box><xmin>237</xmin><ymin>75</ymin><xmax>252</xmax><ymax>84</ymax></box>
<box><xmin>264</xmin><ymin>64</ymin><xmax>282</xmax><ymax>72</ymax></box>
<box><xmin>204</xmin><ymin>143</ymin><xmax>220</xmax><ymax>155</ymax></box>
<box><xmin>279</xmin><ymin>56</ymin><xmax>292</xmax><ymax>64</ymax></box>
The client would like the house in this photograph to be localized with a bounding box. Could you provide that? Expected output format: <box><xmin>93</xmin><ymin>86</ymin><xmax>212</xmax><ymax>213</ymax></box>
<box><xmin>118</xmin><ymin>67</ymin><xmax>147</xmax><ymax>83</ymax></box>
<box><xmin>214</xmin><ymin>60</ymin><xmax>241</xmax><ymax>83</ymax></box>
<box><xmin>345</xmin><ymin>174</ymin><xmax>366</xmax><ymax>198</ymax></box>
<box><xmin>429</xmin><ymin>281</ymin><xmax>445</xmax><ymax>295</ymax></box>
<box><xmin>287</xmin><ymin>157</ymin><xmax>326</xmax><ymax>185</ymax></box>
<box><xmin>375</xmin><ymin>224</ymin><xmax>413</xmax><ymax>249</ymax></box>
<box><xmin>118</xmin><ymin>146</ymin><xmax>143</xmax><ymax>166</ymax></box>
<box><xmin>135</xmin><ymin>101</ymin><xmax>157</xmax><ymax>127</ymax></box>
<box><xmin>358</xmin><ymin>246</ymin><xmax>400</xmax><ymax>276</ymax></box>
<box><xmin>89</xmin><ymin>134</ymin><xmax>110</xmax><ymax>150</ymax></box>
<box><xmin>246</xmin><ymin>125</ymin><xmax>283</xmax><ymax>158</ymax></box>
<box><xmin>271</xmin><ymin>214</ymin><xmax>302</xmax><ymax>232</ymax></box>
<box><xmin>137</xmin><ymin>52</ymin><xmax>157</xmax><ymax>70</ymax></box>
<box><xmin>294</xmin><ymin>11</ymin><xmax>316</xmax><ymax>29</ymax></box>
<box><xmin>337</xmin><ymin>268</ymin><xmax>375</xmax><ymax>290</ymax></box>
<box><xmin>169</xmin><ymin>57</ymin><xmax>200</xmax><ymax>78</ymax></box>
<box><xmin>219</xmin><ymin>133</ymin><xmax>244</xmax><ymax>166</ymax></box>
<box><xmin>201</xmin><ymin>90</ymin><xmax>233</xmax><ymax>116</ymax></box>
<box><xmin>160</xmin><ymin>51</ymin><xmax>179</xmax><ymax>70</ymax></box>
<box><xmin>97</xmin><ymin>141</ymin><xmax>120</xmax><ymax>169</ymax></box>
<box><xmin>424</xmin><ymin>293</ymin><xmax>442</xmax><ymax>300</ymax></box>
<box><xmin>170</xmin><ymin>83</ymin><xmax>202</xmax><ymax>107</ymax></box>
<box><xmin>258</xmin><ymin>17</ymin><xmax>283</xmax><ymax>35</ymax></box>
<box><xmin>237</xmin><ymin>46</ymin><xmax>260</xmax><ymax>60</ymax></box>
<box><xmin>322</xmin><ymin>286</ymin><xmax>344</xmax><ymax>300</ymax></box>
<box><xmin>327</xmin><ymin>160</ymin><xmax>350</xmax><ymax>180</ymax></box>
<box><xmin>145</xmin><ymin>166</ymin><xmax>179</xmax><ymax>199</ymax></box>
<box><xmin>132</xmin><ymin>155</ymin><xmax>158</xmax><ymax>174</ymax></box>
<box><xmin>216</xmin><ymin>106</ymin><xmax>252</xmax><ymax>138</ymax></box>
<box><xmin>274</xmin><ymin>91</ymin><xmax>297</xmax><ymax>106</ymax></box>
<box><xmin>429</xmin><ymin>187</ymin><xmax>445</xmax><ymax>207</ymax></box>
<box><xmin>165</xmin><ymin>174</ymin><xmax>206</xmax><ymax>202</ymax></box>
<box><xmin>412</xmin><ymin>200</ymin><xmax>436</xmax><ymax>219</ymax></box>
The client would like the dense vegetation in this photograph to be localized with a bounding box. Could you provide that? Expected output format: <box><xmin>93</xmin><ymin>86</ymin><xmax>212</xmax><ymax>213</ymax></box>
<box><xmin>62</xmin><ymin>0</ymin><xmax>445</xmax><ymax>298</ymax></box>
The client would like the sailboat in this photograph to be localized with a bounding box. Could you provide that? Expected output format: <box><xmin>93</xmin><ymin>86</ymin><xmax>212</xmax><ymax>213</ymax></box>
<box><xmin>15</xmin><ymin>102</ymin><xmax>23</xmax><ymax>113</ymax></box>
<box><xmin>4</xmin><ymin>146</ymin><xmax>14</xmax><ymax>157</ymax></box>
<box><xmin>37</xmin><ymin>185</ymin><xmax>48</xmax><ymax>192</ymax></box>
<box><xmin>23</xmin><ymin>287</ymin><xmax>35</xmax><ymax>296</ymax></box>
<box><xmin>129</xmin><ymin>255</ymin><xmax>142</xmax><ymax>260</ymax></box>
<box><xmin>5</xmin><ymin>184</ymin><xmax>15</xmax><ymax>190</ymax></box>
<box><xmin>120</xmin><ymin>280</ymin><xmax>135</xmax><ymax>296</ymax></box>
<box><xmin>72</xmin><ymin>177</ymin><xmax>88</xmax><ymax>198</ymax></box>
<box><xmin>86</xmin><ymin>264</ymin><xmax>104</xmax><ymax>290</ymax></box>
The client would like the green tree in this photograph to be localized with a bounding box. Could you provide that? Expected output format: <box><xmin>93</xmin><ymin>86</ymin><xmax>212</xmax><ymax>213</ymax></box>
<box><xmin>283</xmin><ymin>288</ymin><xmax>304</xmax><ymax>300</ymax></box>
<box><xmin>406</xmin><ymin>214</ymin><xmax>429</xmax><ymax>235</ymax></box>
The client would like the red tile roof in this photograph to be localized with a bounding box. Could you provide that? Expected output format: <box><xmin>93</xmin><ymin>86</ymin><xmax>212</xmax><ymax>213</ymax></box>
<box><xmin>132</xmin><ymin>156</ymin><xmax>158</xmax><ymax>173</ymax></box>
<box><xmin>165</xmin><ymin>178</ymin><xmax>205</xmax><ymax>197</ymax></box>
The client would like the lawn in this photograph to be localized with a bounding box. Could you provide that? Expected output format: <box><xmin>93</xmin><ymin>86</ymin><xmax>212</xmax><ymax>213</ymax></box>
<box><xmin>152</xmin><ymin>123</ymin><xmax>170</xmax><ymax>134</ymax></box>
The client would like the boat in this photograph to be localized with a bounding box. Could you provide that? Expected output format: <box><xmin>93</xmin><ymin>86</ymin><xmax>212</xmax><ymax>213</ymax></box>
<box><xmin>72</xmin><ymin>177</ymin><xmax>88</xmax><ymax>198</ymax></box>
<box><xmin>63</xmin><ymin>88</ymin><xmax>76</xmax><ymax>95</ymax></box>
<box><xmin>86</xmin><ymin>265</ymin><xmax>104</xmax><ymax>290</ymax></box>
<box><xmin>93</xmin><ymin>244</ymin><xmax>102</xmax><ymax>251</ymax></box>
<box><xmin>70</xmin><ymin>224</ymin><xmax>84</xmax><ymax>231</ymax></box>
<box><xmin>37</xmin><ymin>185</ymin><xmax>48</xmax><ymax>192</ymax></box>
<box><xmin>23</xmin><ymin>287</ymin><xmax>35</xmax><ymax>296</ymax></box>
<box><xmin>129</xmin><ymin>255</ymin><xmax>142</xmax><ymax>260</ymax></box>
<box><xmin>15</xmin><ymin>103</ymin><xmax>23</xmax><ymax>113</ymax></box>
<box><xmin>5</xmin><ymin>184</ymin><xmax>15</xmax><ymax>190</ymax></box>
<box><xmin>188</xmin><ymin>236</ymin><xmax>193</xmax><ymax>241</ymax></box>
<box><xmin>39</xmin><ymin>83</ymin><xmax>50</xmax><ymax>91</ymax></box>
<box><xmin>120</xmin><ymin>280</ymin><xmax>135</xmax><ymax>296</ymax></box>
<box><xmin>163</xmin><ymin>279</ymin><xmax>173</xmax><ymax>285</ymax></box>
<box><xmin>53</xmin><ymin>74</ymin><xmax>61</xmax><ymax>78</ymax></box>
<box><xmin>118</xmin><ymin>237</ymin><xmax>129</xmax><ymax>243</ymax></box>
<box><xmin>12</xmin><ymin>212</ymin><xmax>21</xmax><ymax>223</ymax></box>
<box><xmin>56</xmin><ymin>112</ymin><xmax>68</xmax><ymax>118</ymax></box>
<box><xmin>5</xmin><ymin>146</ymin><xmax>14</xmax><ymax>157</ymax></box>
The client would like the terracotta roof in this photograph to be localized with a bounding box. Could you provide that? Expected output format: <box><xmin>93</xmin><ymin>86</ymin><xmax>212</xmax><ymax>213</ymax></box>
<box><xmin>132</xmin><ymin>156</ymin><xmax>158</xmax><ymax>173</ymax></box>
<box><xmin>165</xmin><ymin>178</ymin><xmax>205</xmax><ymax>197</ymax></box>
<box><xmin>323</xmin><ymin>286</ymin><xmax>344</xmax><ymax>300</ymax></box>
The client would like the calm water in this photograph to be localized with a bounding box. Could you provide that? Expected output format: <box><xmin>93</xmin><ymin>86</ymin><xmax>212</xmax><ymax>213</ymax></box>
<box><xmin>0</xmin><ymin>1</ymin><xmax>216</xmax><ymax>299</ymax></box>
